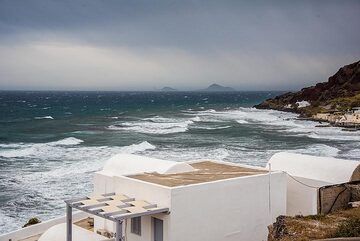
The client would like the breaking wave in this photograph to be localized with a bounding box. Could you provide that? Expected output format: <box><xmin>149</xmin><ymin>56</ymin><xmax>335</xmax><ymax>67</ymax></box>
<box><xmin>291</xmin><ymin>144</ymin><xmax>340</xmax><ymax>157</ymax></box>
<box><xmin>34</xmin><ymin>116</ymin><xmax>54</xmax><ymax>120</ymax></box>
<box><xmin>50</xmin><ymin>137</ymin><xmax>84</xmax><ymax>146</ymax></box>
<box><xmin>0</xmin><ymin>140</ymin><xmax>156</xmax><ymax>232</ymax></box>
<box><xmin>108</xmin><ymin>117</ymin><xmax>194</xmax><ymax>134</ymax></box>
<box><xmin>195</xmin><ymin>125</ymin><xmax>232</xmax><ymax>130</ymax></box>
<box><xmin>185</xmin><ymin>107</ymin><xmax>360</xmax><ymax>142</ymax></box>
<box><xmin>0</xmin><ymin>138</ymin><xmax>154</xmax><ymax>159</ymax></box>
<box><xmin>236</xmin><ymin>120</ymin><xmax>249</xmax><ymax>124</ymax></box>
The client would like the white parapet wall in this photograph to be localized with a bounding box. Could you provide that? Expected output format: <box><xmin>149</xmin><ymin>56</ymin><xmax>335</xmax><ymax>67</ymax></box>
<box><xmin>267</xmin><ymin>152</ymin><xmax>360</xmax><ymax>216</ymax></box>
<box><xmin>0</xmin><ymin>211</ymin><xmax>89</xmax><ymax>241</ymax></box>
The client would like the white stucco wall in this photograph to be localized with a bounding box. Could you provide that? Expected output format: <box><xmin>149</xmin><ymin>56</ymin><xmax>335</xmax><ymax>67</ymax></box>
<box><xmin>268</xmin><ymin>152</ymin><xmax>359</xmax><ymax>184</ymax></box>
<box><xmin>93</xmin><ymin>168</ymin><xmax>287</xmax><ymax>241</ymax></box>
<box><xmin>286</xmin><ymin>176</ymin><xmax>330</xmax><ymax>216</ymax></box>
<box><xmin>168</xmin><ymin>172</ymin><xmax>287</xmax><ymax>241</ymax></box>
<box><xmin>267</xmin><ymin>152</ymin><xmax>359</xmax><ymax>216</ymax></box>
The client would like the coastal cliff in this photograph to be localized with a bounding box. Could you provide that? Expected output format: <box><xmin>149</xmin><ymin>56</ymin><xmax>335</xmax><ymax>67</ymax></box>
<box><xmin>254</xmin><ymin>60</ymin><xmax>360</xmax><ymax>127</ymax></box>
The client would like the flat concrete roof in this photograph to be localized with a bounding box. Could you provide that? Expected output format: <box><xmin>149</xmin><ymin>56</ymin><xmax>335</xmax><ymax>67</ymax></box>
<box><xmin>128</xmin><ymin>161</ymin><xmax>267</xmax><ymax>187</ymax></box>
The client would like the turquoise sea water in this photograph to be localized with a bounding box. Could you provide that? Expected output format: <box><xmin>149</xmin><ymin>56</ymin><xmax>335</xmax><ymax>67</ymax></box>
<box><xmin>0</xmin><ymin>91</ymin><xmax>359</xmax><ymax>233</ymax></box>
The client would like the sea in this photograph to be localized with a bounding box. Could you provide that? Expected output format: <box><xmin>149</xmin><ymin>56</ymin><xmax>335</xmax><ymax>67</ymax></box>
<box><xmin>0</xmin><ymin>91</ymin><xmax>359</xmax><ymax>233</ymax></box>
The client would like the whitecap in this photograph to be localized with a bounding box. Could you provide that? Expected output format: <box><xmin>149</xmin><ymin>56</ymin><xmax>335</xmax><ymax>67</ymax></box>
<box><xmin>185</xmin><ymin>107</ymin><xmax>360</xmax><ymax>142</ymax></box>
<box><xmin>34</xmin><ymin>116</ymin><xmax>54</xmax><ymax>120</ymax></box>
<box><xmin>0</xmin><ymin>137</ymin><xmax>83</xmax><ymax>158</ymax></box>
<box><xmin>236</xmin><ymin>120</ymin><xmax>249</xmax><ymax>124</ymax></box>
<box><xmin>119</xmin><ymin>141</ymin><xmax>156</xmax><ymax>153</ymax></box>
<box><xmin>144</xmin><ymin>147</ymin><xmax>230</xmax><ymax>162</ymax></box>
<box><xmin>108</xmin><ymin>117</ymin><xmax>194</xmax><ymax>134</ymax></box>
<box><xmin>191</xmin><ymin>116</ymin><xmax>201</xmax><ymax>122</ymax></box>
<box><xmin>0</xmin><ymin>146</ymin><xmax>35</xmax><ymax>158</ymax></box>
<box><xmin>291</xmin><ymin>144</ymin><xmax>340</xmax><ymax>157</ymax></box>
<box><xmin>341</xmin><ymin>148</ymin><xmax>360</xmax><ymax>160</ymax></box>
<box><xmin>306</xmin><ymin>132</ymin><xmax>360</xmax><ymax>141</ymax></box>
<box><xmin>49</xmin><ymin>137</ymin><xmax>84</xmax><ymax>146</ymax></box>
<box><xmin>0</xmin><ymin>138</ymin><xmax>154</xmax><ymax>163</ymax></box>
<box><xmin>195</xmin><ymin>125</ymin><xmax>232</xmax><ymax>130</ymax></box>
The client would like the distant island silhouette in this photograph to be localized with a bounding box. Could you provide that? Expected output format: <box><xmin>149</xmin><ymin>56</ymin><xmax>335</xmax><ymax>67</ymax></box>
<box><xmin>159</xmin><ymin>83</ymin><xmax>235</xmax><ymax>92</ymax></box>
<box><xmin>199</xmin><ymin>83</ymin><xmax>235</xmax><ymax>92</ymax></box>
<box><xmin>161</xmin><ymin>87</ymin><xmax>177</xmax><ymax>91</ymax></box>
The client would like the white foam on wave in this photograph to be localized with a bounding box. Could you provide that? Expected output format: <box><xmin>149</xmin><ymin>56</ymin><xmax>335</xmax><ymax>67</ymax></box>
<box><xmin>0</xmin><ymin>140</ymin><xmax>157</xmax><ymax>232</ymax></box>
<box><xmin>0</xmin><ymin>137</ymin><xmax>84</xmax><ymax>158</ymax></box>
<box><xmin>341</xmin><ymin>148</ymin><xmax>360</xmax><ymax>160</ymax></box>
<box><xmin>34</xmin><ymin>116</ymin><xmax>54</xmax><ymax>120</ymax></box>
<box><xmin>291</xmin><ymin>144</ymin><xmax>340</xmax><ymax>157</ymax></box>
<box><xmin>306</xmin><ymin>132</ymin><xmax>360</xmax><ymax>141</ymax></box>
<box><xmin>9</xmin><ymin>141</ymin><xmax>157</xmax><ymax>180</ymax></box>
<box><xmin>236</xmin><ymin>120</ymin><xmax>249</xmax><ymax>124</ymax></box>
<box><xmin>50</xmin><ymin>137</ymin><xmax>84</xmax><ymax>146</ymax></box>
<box><xmin>191</xmin><ymin>116</ymin><xmax>201</xmax><ymax>122</ymax></box>
<box><xmin>195</xmin><ymin>125</ymin><xmax>232</xmax><ymax>130</ymax></box>
<box><xmin>0</xmin><ymin>138</ymin><xmax>153</xmax><ymax>160</ymax></box>
<box><xmin>0</xmin><ymin>209</ymin><xmax>18</xmax><ymax>235</ymax></box>
<box><xmin>186</xmin><ymin>107</ymin><xmax>360</xmax><ymax>142</ymax></box>
<box><xmin>144</xmin><ymin>147</ymin><xmax>230</xmax><ymax>162</ymax></box>
<box><xmin>184</xmin><ymin>107</ymin><xmax>297</xmax><ymax>126</ymax></box>
<box><xmin>119</xmin><ymin>141</ymin><xmax>156</xmax><ymax>153</ymax></box>
<box><xmin>108</xmin><ymin>117</ymin><xmax>194</xmax><ymax>134</ymax></box>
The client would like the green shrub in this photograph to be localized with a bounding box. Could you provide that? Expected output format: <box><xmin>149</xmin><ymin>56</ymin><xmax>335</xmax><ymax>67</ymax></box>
<box><xmin>23</xmin><ymin>217</ymin><xmax>41</xmax><ymax>228</ymax></box>
<box><xmin>332</xmin><ymin>217</ymin><xmax>360</xmax><ymax>237</ymax></box>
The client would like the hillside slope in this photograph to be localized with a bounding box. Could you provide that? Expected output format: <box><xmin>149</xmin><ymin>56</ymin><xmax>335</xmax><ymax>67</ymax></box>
<box><xmin>255</xmin><ymin>61</ymin><xmax>360</xmax><ymax>117</ymax></box>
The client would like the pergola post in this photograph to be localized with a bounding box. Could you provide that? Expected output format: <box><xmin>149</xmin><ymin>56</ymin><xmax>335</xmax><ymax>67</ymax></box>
<box><xmin>66</xmin><ymin>204</ymin><xmax>72</xmax><ymax>241</ymax></box>
<box><xmin>115</xmin><ymin>220</ymin><xmax>123</xmax><ymax>241</ymax></box>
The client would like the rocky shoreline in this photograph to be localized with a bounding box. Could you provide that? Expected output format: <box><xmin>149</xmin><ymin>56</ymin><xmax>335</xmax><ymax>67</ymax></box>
<box><xmin>312</xmin><ymin>112</ymin><xmax>360</xmax><ymax>129</ymax></box>
<box><xmin>255</xmin><ymin>60</ymin><xmax>360</xmax><ymax>130</ymax></box>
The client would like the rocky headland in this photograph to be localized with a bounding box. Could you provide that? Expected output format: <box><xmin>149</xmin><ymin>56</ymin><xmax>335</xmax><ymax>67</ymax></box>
<box><xmin>254</xmin><ymin>60</ymin><xmax>360</xmax><ymax>129</ymax></box>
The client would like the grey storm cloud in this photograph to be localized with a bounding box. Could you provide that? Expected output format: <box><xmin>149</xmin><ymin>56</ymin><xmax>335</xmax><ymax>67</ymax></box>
<box><xmin>0</xmin><ymin>0</ymin><xmax>359</xmax><ymax>90</ymax></box>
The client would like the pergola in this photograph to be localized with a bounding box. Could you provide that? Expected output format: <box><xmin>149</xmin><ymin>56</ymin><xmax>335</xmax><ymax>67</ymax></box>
<box><xmin>65</xmin><ymin>192</ymin><xmax>169</xmax><ymax>241</ymax></box>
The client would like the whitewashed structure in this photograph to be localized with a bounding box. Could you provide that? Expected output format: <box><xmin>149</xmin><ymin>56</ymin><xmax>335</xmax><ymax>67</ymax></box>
<box><xmin>2</xmin><ymin>152</ymin><xmax>358</xmax><ymax>241</ymax></box>
<box><xmin>89</xmin><ymin>154</ymin><xmax>287</xmax><ymax>241</ymax></box>
<box><xmin>267</xmin><ymin>152</ymin><xmax>360</xmax><ymax>216</ymax></box>
<box><xmin>0</xmin><ymin>154</ymin><xmax>287</xmax><ymax>241</ymax></box>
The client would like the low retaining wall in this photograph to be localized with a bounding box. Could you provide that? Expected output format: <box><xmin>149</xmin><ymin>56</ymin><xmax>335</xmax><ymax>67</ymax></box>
<box><xmin>0</xmin><ymin>211</ymin><xmax>90</xmax><ymax>241</ymax></box>
<box><xmin>319</xmin><ymin>181</ymin><xmax>360</xmax><ymax>215</ymax></box>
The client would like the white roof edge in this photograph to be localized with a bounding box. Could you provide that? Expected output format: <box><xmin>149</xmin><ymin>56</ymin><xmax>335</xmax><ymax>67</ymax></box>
<box><xmin>267</xmin><ymin>152</ymin><xmax>360</xmax><ymax>184</ymax></box>
<box><xmin>98</xmin><ymin>153</ymin><xmax>195</xmax><ymax>177</ymax></box>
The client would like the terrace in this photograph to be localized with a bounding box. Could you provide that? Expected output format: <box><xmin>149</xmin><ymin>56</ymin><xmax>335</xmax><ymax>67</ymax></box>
<box><xmin>129</xmin><ymin>160</ymin><xmax>267</xmax><ymax>187</ymax></box>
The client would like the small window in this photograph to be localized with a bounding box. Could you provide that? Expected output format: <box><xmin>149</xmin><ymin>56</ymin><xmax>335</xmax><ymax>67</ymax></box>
<box><xmin>131</xmin><ymin>217</ymin><xmax>141</xmax><ymax>236</ymax></box>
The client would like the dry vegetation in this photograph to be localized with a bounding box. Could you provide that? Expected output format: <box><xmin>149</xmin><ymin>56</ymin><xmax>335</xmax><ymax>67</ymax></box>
<box><xmin>268</xmin><ymin>207</ymin><xmax>360</xmax><ymax>241</ymax></box>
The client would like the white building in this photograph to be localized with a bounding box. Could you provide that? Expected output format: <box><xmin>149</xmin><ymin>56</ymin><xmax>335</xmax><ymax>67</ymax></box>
<box><xmin>0</xmin><ymin>154</ymin><xmax>287</xmax><ymax>241</ymax></box>
<box><xmin>2</xmin><ymin>152</ymin><xmax>359</xmax><ymax>241</ymax></box>
<box><xmin>267</xmin><ymin>152</ymin><xmax>360</xmax><ymax>216</ymax></box>
<box><xmin>89</xmin><ymin>154</ymin><xmax>287</xmax><ymax>241</ymax></box>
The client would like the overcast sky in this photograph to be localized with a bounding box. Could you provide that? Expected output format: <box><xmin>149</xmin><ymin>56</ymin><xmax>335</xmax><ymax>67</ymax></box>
<box><xmin>0</xmin><ymin>0</ymin><xmax>359</xmax><ymax>91</ymax></box>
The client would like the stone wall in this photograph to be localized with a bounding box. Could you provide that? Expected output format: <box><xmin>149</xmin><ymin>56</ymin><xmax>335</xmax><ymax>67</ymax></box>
<box><xmin>319</xmin><ymin>181</ymin><xmax>360</xmax><ymax>215</ymax></box>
